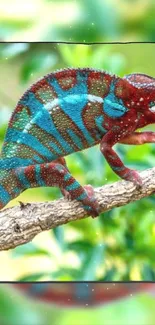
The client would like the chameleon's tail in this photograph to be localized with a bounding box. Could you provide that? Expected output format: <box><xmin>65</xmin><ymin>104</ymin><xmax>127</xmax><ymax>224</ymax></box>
<box><xmin>0</xmin><ymin>167</ymin><xmax>23</xmax><ymax>210</ymax></box>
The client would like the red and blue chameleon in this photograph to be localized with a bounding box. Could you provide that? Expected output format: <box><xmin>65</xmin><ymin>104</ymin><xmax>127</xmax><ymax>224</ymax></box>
<box><xmin>0</xmin><ymin>68</ymin><xmax>155</xmax><ymax>217</ymax></box>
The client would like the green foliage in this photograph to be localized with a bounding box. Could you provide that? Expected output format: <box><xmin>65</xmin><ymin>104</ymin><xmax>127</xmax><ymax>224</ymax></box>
<box><xmin>20</xmin><ymin>51</ymin><xmax>58</xmax><ymax>83</ymax></box>
<box><xmin>0</xmin><ymin>286</ymin><xmax>44</xmax><ymax>325</ymax></box>
<box><xmin>0</xmin><ymin>43</ymin><xmax>155</xmax><ymax>281</ymax></box>
<box><xmin>0</xmin><ymin>284</ymin><xmax>155</xmax><ymax>325</ymax></box>
<box><xmin>0</xmin><ymin>0</ymin><xmax>155</xmax><ymax>42</ymax></box>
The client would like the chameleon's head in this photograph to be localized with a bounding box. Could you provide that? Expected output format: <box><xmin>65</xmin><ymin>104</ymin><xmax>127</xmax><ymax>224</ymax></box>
<box><xmin>123</xmin><ymin>73</ymin><xmax>155</xmax><ymax>125</ymax></box>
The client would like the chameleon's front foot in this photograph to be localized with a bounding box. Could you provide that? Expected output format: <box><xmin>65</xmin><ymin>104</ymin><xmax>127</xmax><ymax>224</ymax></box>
<box><xmin>122</xmin><ymin>169</ymin><xmax>142</xmax><ymax>187</ymax></box>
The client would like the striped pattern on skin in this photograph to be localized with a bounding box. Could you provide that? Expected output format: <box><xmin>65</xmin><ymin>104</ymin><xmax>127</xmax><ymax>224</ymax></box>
<box><xmin>1</xmin><ymin>68</ymin><xmax>155</xmax><ymax>216</ymax></box>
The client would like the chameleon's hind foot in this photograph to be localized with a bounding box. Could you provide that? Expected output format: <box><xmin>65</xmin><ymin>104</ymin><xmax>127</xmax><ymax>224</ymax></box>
<box><xmin>83</xmin><ymin>203</ymin><xmax>100</xmax><ymax>218</ymax></box>
<box><xmin>123</xmin><ymin>169</ymin><xmax>142</xmax><ymax>187</ymax></box>
<box><xmin>61</xmin><ymin>184</ymin><xmax>100</xmax><ymax>218</ymax></box>
<box><xmin>83</xmin><ymin>184</ymin><xmax>96</xmax><ymax>197</ymax></box>
<box><xmin>83</xmin><ymin>184</ymin><xmax>100</xmax><ymax>218</ymax></box>
<box><xmin>60</xmin><ymin>187</ymin><xmax>72</xmax><ymax>200</ymax></box>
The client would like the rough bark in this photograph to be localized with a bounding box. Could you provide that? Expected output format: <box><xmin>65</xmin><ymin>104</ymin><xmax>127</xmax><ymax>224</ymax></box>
<box><xmin>0</xmin><ymin>167</ymin><xmax>154</xmax><ymax>251</ymax></box>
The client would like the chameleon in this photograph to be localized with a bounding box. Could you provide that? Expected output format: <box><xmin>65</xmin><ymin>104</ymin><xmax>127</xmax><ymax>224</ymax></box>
<box><xmin>14</xmin><ymin>282</ymin><xmax>155</xmax><ymax>307</ymax></box>
<box><xmin>0</xmin><ymin>68</ymin><xmax>155</xmax><ymax>217</ymax></box>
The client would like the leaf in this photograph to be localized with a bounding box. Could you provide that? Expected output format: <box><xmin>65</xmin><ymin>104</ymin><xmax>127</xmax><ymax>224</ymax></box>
<box><xmin>51</xmin><ymin>268</ymin><xmax>79</xmax><ymax>280</ymax></box>
<box><xmin>141</xmin><ymin>264</ymin><xmax>155</xmax><ymax>281</ymax></box>
<box><xmin>66</xmin><ymin>240</ymin><xmax>94</xmax><ymax>252</ymax></box>
<box><xmin>98</xmin><ymin>267</ymin><xmax>117</xmax><ymax>281</ymax></box>
<box><xmin>52</xmin><ymin>226</ymin><xmax>66</xmax><ymax>250</ymax></box>
<box><xmin>0</xmin><ymin>43</ymin><xmax>29</xmax><ymax>58</ymax></box>
<box><xmin>17</xmin><ymin>272</ymin><xmax>51</xmax><ymax>282</ymax></box>
<box><xmin>20</xmin><ymin>52</ymin><xmax>58</xmax><ymax>83</ymax></box>
<box><xmin>0</xmin><ymin>286</ymin><xmax>44</xmax><ymax>325</ymax></box>
<box><xmin>77</xmin><ymin>243</ymin><xmax>105</xmax><ymax>280</ymax></box>
<box><xmin>12</xmin><ymin>242</ymin><xmax>51</xmax><ymax>258</ymax></box>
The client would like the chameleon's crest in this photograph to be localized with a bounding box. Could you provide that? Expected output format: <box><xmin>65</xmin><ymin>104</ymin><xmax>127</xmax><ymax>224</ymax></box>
<box><xmin>124</xmin><ymin>73</ymin><xmax>155</xmax><ymax>89</ymax></box>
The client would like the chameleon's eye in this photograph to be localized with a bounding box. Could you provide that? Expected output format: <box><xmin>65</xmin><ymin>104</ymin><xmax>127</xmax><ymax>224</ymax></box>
<box><xmin>149</xmin><ymin>102</ymin><xmax>155</xmax><ymax>113</ymax></box>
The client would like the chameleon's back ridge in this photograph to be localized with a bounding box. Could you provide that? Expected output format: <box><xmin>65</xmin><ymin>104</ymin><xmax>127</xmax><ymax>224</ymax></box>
<box><xmin>0</xmin><ymin>68</ymin><xmax>155</xmax><ymax>215</ymax></box>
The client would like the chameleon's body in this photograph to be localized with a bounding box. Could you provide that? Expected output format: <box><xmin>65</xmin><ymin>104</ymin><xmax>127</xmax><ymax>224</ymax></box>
<box><xmin>15</xmin><ymin>282</ymin><xmax>155</xmax><ymax>307</ymax></box>
<box><xmin>1</xmin><ymin>68</ymin><xmax>155</xmax><ymax>216</ymax></box>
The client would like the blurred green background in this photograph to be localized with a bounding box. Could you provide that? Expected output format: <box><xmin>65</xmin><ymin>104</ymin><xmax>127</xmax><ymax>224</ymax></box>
<box><xmin>1</xmin><ymin>1</ymin><xmax>155</xmax><ymax>324</ymax></box>
<box><xmin>0</xmin><ymin>283</ymin><xmax>155</xmax><ymax>325</ymax></box>
<box><xmin>0</xmin><ymin>0</ymin><xmax>155</xmax><ymax>42</ymax></box>
<box><xmin>0</xmin><ymin>42</ymin><xmax>155</xmax><ymax>281</ymax></box>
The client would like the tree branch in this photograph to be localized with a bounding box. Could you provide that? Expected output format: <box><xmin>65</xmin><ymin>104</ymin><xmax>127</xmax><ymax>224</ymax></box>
<box><xmin>0</xmin><ymin>167</ymin><xmax>155</xmax><ymax>251</ymax></box>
